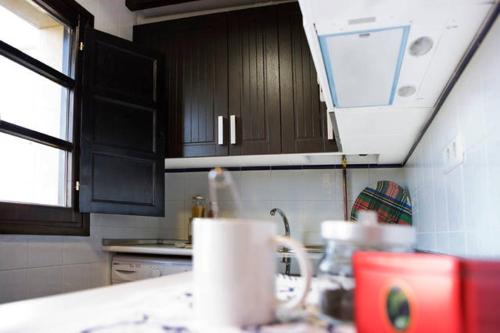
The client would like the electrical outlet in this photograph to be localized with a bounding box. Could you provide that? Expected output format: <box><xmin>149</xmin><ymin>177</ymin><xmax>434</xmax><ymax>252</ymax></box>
<box><xmin>443</xmin><ymin>135</ymin><xmax>464</xmax><ymax>174</ymax></box>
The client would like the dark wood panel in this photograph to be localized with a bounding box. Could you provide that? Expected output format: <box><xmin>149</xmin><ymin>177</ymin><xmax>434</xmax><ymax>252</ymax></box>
<box><xmin>126</xmin><ymin>0</ymin><xmax>196</xmax><ymax>11</ymax></box>
<box><xmin>93</xmin><ymin>40</ymin><xmax>157</xmax><ymax>105</ymax></box>
<box><xmin>278</xmin><ymin>3</ymin><xmax>337</xmax><ymax>153</ymax></box>
<box><xmin>80</xmin><ymin>29</ymin><xmax>164</xmax><ymax>216</ymax></box>
<box><xmin>91</xmin><ymin>153</ymin><xmax>154</xmax><ymax>205</ymax></box>
<box><xmin>134</xmin><ymin>14</ymin><xmax>228</xmax><ymax>157</ymax></box>
<box><xmin>92</xmin><ymin>96</ymin><xmax>155</xmax><ymax>153</ymax></box>
<box><xmin>228</xmin><ymin>6</ymin><xmax>281</xmax><ymax>155</ymax></box>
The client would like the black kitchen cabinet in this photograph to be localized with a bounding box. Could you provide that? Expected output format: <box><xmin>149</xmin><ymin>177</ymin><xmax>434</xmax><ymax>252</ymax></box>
<box><xmin>135</xmin><ymin>15</ymin><xmax>228</xmax><ymax>158</ymax></box>
<box><xmin>133</xmin><ymin>3</ymin><xmax>337</xmax><ymax>158</ymax></box>
<box><xmin>278</xmin><ymin>4</ymin><xmax>338</xmax><ymax>153</ymax></box>
<box><xmin>79</xmin><ymin>29</ymin><xmax>165</xmax><ymax>216</ymax></box>
<box><xmin>227</xmin><ymin>6</ymin><xmax>281</xmax><ymax>155</ymax></box>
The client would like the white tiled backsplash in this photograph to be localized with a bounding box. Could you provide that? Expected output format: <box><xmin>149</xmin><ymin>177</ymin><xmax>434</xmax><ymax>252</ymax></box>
<box><xmin>404</xmin><ymin>19</ymin><xmax>500</xmax><ymax>258</ymax></box>
<box><xmin>0</xmin><ymin>167</ymin><xmax>405</xmax><ymax>304</ymax></box>
<box><xmin>0</xmin><ymin>214</ymin><xmax>160</xmax><ymax>304</ymax></box>
<box><xmin>160</xmin><ymin>168</ymin><xmax>406</xmax><ymax>244</ymax></box>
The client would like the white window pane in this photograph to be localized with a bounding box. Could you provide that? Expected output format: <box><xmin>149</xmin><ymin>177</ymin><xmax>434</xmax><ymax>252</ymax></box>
<box><xmin>0</xmin><ymin>132</ymin><xmax>69</xmax><ymax>207</ymax></box>
<box><xmin>0</xmin><ymin>0</ymin><xmax>72</xmax><ymax>75</ymax></box>
<box><xmin>0</xmin><ymin>55</ymin><xmax>70</xmax><ymax>140</ymax></box>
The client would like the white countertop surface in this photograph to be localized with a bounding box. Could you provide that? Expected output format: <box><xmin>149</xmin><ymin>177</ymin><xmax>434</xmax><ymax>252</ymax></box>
<box><xmin>0</xmin><ymin>272</ymin><xmax>354</xmax><ymax>333</ymax></box>
<box><xmin>102</xmin><ymin>244</ymin><xmax>193</xmax><ymax>256</ymax></box>
<box><xmin>102</xmin><ymin>244</ymin><xmax>324</xmax><ymax>260</ymax></box>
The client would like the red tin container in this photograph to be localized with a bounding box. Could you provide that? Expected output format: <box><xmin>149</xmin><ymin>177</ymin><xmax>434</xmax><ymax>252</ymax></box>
<box><xmin>462</xmin><ymin>260</ymin><xmax>500</xmax><ymax>333</ymax></box>
<box><xmin>354</xmin><ymin>252</ymin><xmax>462</xmax><ymax>333</ymax></box>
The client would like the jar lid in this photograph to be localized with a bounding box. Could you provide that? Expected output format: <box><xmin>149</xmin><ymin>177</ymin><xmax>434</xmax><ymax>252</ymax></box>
<box><xmin>321</xmin><ymin>220</ymin><xmax>416</xmax><ymax>248</ymax></box>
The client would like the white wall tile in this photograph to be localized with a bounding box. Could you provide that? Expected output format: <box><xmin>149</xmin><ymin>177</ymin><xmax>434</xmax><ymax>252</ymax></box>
<box><xmin>434</xmin><ymin>233</ymin><xmax>450</xmax><ymax>254</ymax></box>
<box><xmin>0</xmin><ymin>270</ymin><xmax>28</xmax><ymax>303</ymax></box>
<box><xmin>27</xmin><ymin>236</ymin><xmax>64</xmax><ymax>268</ymax></box>
<box><xmin>448</xmin><ymin>232</ymin><xmax>467</xmax><ymax>257</ymax></box>
<box><xmin>27</xmin><ymin>266</ymin><xmax>64</xmax><ymax>299</ymax></box>
<box><xmin>416</xmin><ymin>233</ymin><xmax>437</xmax><ymax>252</ymax></box>
<box><xmin>270</xmin><ymin>170</ymin><xmax>307</xmax><ymax>201</ymax></box>
<box><xmin>165</xmin><ymin>173</ymin><xmax>186</xmax><ymax>201</ymax></box>
<box><xmin>299</xmin><ymin>169</ymin><xmax>341</xmax><ymax>201</ymax></box>
<box><xmin>0</xmin><ymin>236</ymin><xmax>29</xmax><ymax>270</ymax></box>
<box><xmin>185</xmin><ymin>171</ymin><xmax>211</xmax><ymax>202</ymax></box>
<box><xmin>369</xmin><ymin>168</ymin><xmax>406</xmax><ymax>188</ymax></box>
<box><xmin>347</xmin><ymin>169</ymin><xmax>370</xmax><ymax>201</ymax></box>
<box><xmin>62</xmin><ymin>237</ymin><xmax>100</xmax><ymax>265</ymax></box>
<box><xmin>446</xmin><ymin>166</ymin><xmax>465</xmax><ymax>232</ymax></box>
<box><xmin>405</xmin><ymin>19</ymin><xmax>500</xmax><ymax>256</ymax></box>
<box><xmin>237</xmin><ymin>170</ymin><xmax>273</xmax><ymax>201</ymax></box>
<box><xmin>160</xmin><ymin>168</ymin><xmax>390</xmax><ymax>244</ymax></box>
<box><xmin>62</xmin><ymin>264</ymin><xmax>92</xmax><ymax>293</ymax></box>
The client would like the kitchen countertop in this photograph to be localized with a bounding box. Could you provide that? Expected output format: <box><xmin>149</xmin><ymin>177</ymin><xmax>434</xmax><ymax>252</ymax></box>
<box><xmin>102</xmin><ymin>238</ymin><xmax>193</xmax><ymax>256</ymax></box>
<box><xmin>101</xmin><ymin>239</ymin><xmax>325</xmax><ymax>259</ymax></box>
<box><xmin>102</xmin><ymin>244</ymin><xmax>193</xmax><ymax>256</ymax></box>
<box><xmin>0</xmin><ymin>272</ymin><xmax>354</xmax><ymax>333</ymax></box>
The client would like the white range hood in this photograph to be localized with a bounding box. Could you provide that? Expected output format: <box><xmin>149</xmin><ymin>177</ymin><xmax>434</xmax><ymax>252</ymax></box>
<box><xmin>299</xmin><ymin>0</ymin><xmax>496</xmax><ymax>163</ymax></box>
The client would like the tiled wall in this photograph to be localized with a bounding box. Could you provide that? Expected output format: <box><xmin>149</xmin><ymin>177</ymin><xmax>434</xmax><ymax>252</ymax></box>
<box><xmin>404</xmin><ymin>19</ymin><xmax>500</xmax><ymax>257</ymax></box>
<box><xmin>0</xmin><ymin>167</ymin><xmax>405</xmax><ymax>304</ymax></box>
<box><xmin>0</xmin><ymin>215</ymin><xmax>160</xmax><ymax>304</ymax></box>
<box><xmin>160</xmin><ymin>168</ymin><xmax>406</xmax><ymax>244</ymax></box>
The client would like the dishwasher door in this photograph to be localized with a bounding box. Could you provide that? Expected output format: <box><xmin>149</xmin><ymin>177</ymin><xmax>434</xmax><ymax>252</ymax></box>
<box><xmin>111</xmin><ymin>255</ymin><xmax>192</xmax><ymax>284</ymax></box>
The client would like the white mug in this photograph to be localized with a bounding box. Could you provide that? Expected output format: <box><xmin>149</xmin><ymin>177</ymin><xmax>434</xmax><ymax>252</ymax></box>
<box><xmin>193</xmin><ymin>218</ymin><xmax>312</xmax><ymax>328</ymax></box>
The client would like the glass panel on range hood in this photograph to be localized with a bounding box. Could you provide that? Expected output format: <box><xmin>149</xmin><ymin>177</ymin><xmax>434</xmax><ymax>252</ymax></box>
<box><xmin>319</xmin><ymin>26</ymin><xmax>410</xmax><ymax>108</ymax></box>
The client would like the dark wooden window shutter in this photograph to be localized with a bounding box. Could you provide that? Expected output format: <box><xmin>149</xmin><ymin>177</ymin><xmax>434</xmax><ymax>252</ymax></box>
<box><xmin>79</xmin><ymin>29</ymin><xmax>164</xmax><ymax>216</ymax></box>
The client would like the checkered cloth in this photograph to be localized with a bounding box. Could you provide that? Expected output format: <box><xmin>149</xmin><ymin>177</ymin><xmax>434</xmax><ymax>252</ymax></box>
<box><xmin>351</xmin><ymin>180</ymin><xmax>412</xmax><ymax>225</ymax></box>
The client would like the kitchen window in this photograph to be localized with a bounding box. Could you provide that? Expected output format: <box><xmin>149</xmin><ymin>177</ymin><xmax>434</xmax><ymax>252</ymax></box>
<box><xmin>0</xmin><ymin>0</ymin><xmax>93</xmax><ymax>235</ymax></box>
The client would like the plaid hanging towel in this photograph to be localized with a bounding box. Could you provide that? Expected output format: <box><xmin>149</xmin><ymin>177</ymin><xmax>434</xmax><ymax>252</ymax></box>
<box><xmin>351</xmin><ymin>180</ymin><xmax>412</xmax><ymax>225</ymax></box>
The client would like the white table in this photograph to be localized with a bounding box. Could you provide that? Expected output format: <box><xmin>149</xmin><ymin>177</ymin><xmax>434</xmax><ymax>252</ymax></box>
<box><xmin>0</xmin><ymin>272</ymin><xmax>355</xmax><ymax>333</ymax></box>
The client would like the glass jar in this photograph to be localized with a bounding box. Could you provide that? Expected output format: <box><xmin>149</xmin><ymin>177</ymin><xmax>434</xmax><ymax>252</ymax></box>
<box><xmin>317</xmin><ymin>212</ymin><xmax>415</xmax><ymax>323</ymax></box>
<box><xmin>191</xmin><ymin>195</ymin><xmax>206</xmax><ymax>218</ymax></box>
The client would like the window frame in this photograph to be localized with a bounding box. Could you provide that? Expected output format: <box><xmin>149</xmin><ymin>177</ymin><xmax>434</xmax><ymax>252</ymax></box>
<box><xmin>0</xmin><ymin>0</ymin><xmax>94</xmax><ymax>236</ymax></box>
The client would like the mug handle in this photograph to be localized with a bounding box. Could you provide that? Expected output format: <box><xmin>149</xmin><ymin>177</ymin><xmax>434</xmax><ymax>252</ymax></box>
<box><xmin>273</xmin><ymin>235</ymin><xmax>312</xmax><ymax>310</ymax></box>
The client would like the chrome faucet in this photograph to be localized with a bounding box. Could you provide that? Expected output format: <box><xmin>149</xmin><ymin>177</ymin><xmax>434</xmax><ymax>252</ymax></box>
<box><xmin>270</xmin><ymin>208</ymin><xmax>290</xmax><ymax>237</ymax></box>
<box><xmin>270</xmin><ymin>208</ymin><xmax>291</xmax><ymax>275</ymax></box>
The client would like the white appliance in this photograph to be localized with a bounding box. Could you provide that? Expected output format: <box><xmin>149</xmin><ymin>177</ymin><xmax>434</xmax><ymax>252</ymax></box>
<box><xmin>298</xmin><ymin>0</ymin><xmax>497</xmax><ymax>163</ymax></box>
<box><xmin>111</xmin><ymin>255</ymin><xmax>192</xmax><ymax>284</ymax></box>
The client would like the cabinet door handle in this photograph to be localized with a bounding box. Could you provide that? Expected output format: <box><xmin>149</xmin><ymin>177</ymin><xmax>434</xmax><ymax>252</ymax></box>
<box><xmin>217</xmin><ymin>116</ymin><xmax>224</xmax><ymax>145</ymax></box>
<box><xmin>326</xmin><ymin>112</ymin><xmax>334</xmax><ymax>141</ymax></box>
<box><xmin>230</xmin><ymin>115</ymin><xmax>236</xmax><ymax>145</ymax></box>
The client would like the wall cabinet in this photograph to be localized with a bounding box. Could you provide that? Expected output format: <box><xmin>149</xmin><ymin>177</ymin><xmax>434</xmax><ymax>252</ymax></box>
<box><xmin>278</xmin><ymin>5</ymin><xmax>338</xmax><ymax>153</ymax></box>
<box><xmin>227</xmin><ymin>6</ymin><xmax>281</xmax><ymax>155</ymax></box>
<box><xmin>135</xmin><ymin>15</ymin><xmax>228</xmax><ymax>158</ymax></box>
<box><xmin>134</xmin><ymin>3</ymin><xmax>337</xmax><ymax>158</ymax></box>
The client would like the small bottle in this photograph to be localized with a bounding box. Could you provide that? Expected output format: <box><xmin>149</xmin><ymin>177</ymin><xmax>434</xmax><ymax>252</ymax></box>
<box><xmin>206</xmin><ymin>201</ymin><xmax>215</xmax><ymax>218</ymax></box>
<box><xmin>188</xmin><ymin>195</ymin><xmax>206</xmax><ymax>243</ymax></box>
<box><xmin>191</xmin><ymin>195</ymin><xmax>206</xmax><ymax>218</ymax></box>
<box><xmin>317</xmin><ymin>215</ymin><xmax>416</xmax><ymax>323</ymax></box>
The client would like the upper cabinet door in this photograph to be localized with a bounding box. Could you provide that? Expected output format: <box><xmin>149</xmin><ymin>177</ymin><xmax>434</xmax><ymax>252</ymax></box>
<box><xmin>228</xmin><ymin>6</ymin><xmax>281</xmax><ymax>155</ymax></box>
<box><xmin>79</xmin><ymin>29</ymin><xmax>164</xmax><ymax>216</ymax></box>
<box><xmin>134</xmin><ymin>15</ymin><xmax>229</xmax><ymax>158</ymax></box>
<box><xmin>278</xmin><ymin>4</ymin><xmax>338</xmax><ymax>153</ymax></box>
